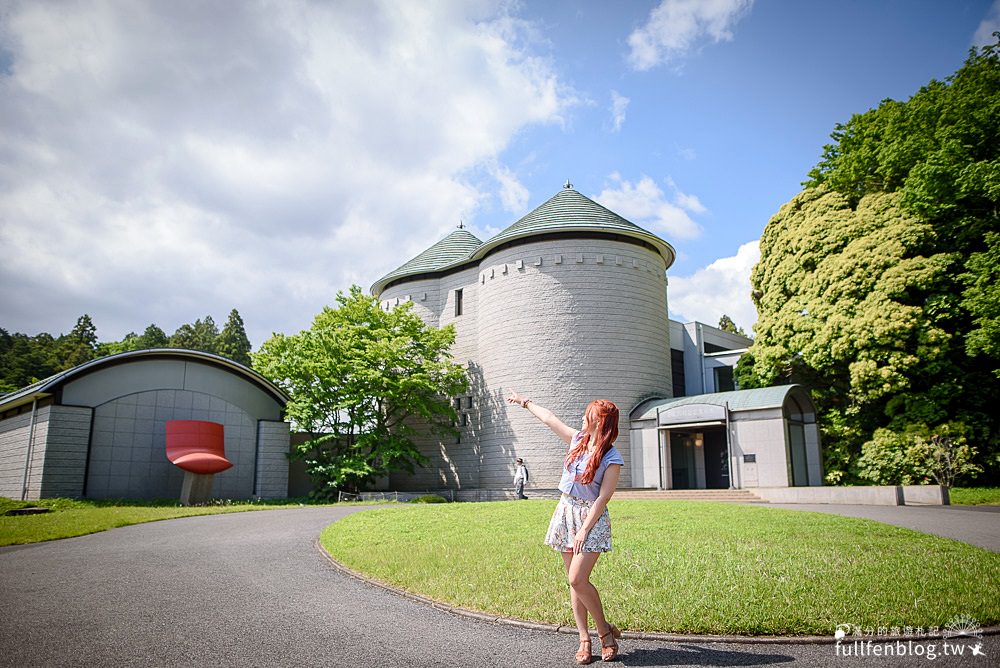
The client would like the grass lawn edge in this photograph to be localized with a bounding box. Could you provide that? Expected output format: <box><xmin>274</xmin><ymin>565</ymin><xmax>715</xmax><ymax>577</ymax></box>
<box><xmin>0</xmin><ymin>499</ymin><xmax>376</xmax><ymax>547</ymax></box>
<box><xmin>319</xmin><ymin>502</ymin><xmax>1000</xmax><ymax>639</ymax></box>
<box><xmin>314</xmin><ymin>532</ymin><xmax>853</xmax><ymax>644</ymax></box>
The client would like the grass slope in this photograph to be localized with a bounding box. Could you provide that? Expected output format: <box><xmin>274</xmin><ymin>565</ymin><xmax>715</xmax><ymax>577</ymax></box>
<box><xmin>321</xmin><ymin>500</ymin><xmax>1000</xmax><ymax>636</ymax></box>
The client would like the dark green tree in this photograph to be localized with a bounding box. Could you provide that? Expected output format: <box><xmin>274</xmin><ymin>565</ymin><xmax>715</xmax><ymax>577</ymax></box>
<box><xmin>95</xmin><ymin>332</ymin><xmax>140</xmax><ymax>357</ymax></box>
<box><xmin>216</xmin><ymin>309</ymin><xmax>252</xmax><ymax>366</ymax></box>
<box><xmin>139</xmin><ymin>324</ymin><xmax>169</xmax><ymax>349</ymax></box>
<box><xmin>169</xmin><ymin>316</ymin><xmax>219</xmax><ymax>353</ymax></box>
<box><xmin>57</xmin><ymin>315</ymin><xmax>98</xmax><ymax>369</ymax></box>
<box><xmin>718</xmin><ymin>314</ymin><xmax>747</xmax><ymax>337</ymax></box>
<box><xmin>742</xmin><ymin>40</ymin><xmax>1000</xmax><ymax>485</ymax></box>
<box><xmin>254</xmin><ymin>285</ymin><xmax>468</xmax><ymax>497</ymax></box>
<box><xmin>0</xmin><ymin>329</ymin><xmax>61</xmax><ymax>389</ymax></box>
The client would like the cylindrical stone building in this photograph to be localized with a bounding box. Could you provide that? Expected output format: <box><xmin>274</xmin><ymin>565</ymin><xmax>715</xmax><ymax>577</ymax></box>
<box><xmin>372</xmin><ymin>185</ymin><xmax>676</xmax><ymax>492</ymax></box>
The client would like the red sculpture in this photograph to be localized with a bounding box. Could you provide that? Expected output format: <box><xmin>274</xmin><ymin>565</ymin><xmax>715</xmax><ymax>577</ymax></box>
<box><xmin>165</xmin><ymin>420</ymin><xmax>232</xmax><ymax>474</ymax></box>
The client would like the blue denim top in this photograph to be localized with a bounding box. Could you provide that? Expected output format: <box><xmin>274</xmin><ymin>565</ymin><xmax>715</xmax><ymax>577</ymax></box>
<box><xmin>557</xmin><ymin>431</ymin><xmax>624</xmax><ymax>501</ymax></box>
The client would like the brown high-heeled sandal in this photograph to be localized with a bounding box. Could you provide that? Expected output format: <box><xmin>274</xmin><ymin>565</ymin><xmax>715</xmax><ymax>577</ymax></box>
<box><xmin>599</xmin><ymin>624</ymin><xmax>621</xmax><ymax>662</ymax></box>
<box><xmin>575</xmin><ymin>637</ymin><xmax>593</xmax><ymax>664</ymax></box>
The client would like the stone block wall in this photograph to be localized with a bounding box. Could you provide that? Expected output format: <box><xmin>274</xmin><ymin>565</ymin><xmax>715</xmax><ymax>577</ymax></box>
<box><xmin>38</xmin><ymin>406</ymin><xmax>92</xmax><ymax>498</ymax></box>
<box><xmin>255</xmin><ymin>420</ymin><xmax>290</xmax><ymax>499</ymax></box>
<box><xmin>0</xmin><ymin>410</ymin><xmax>35</xmax><ymax>499</ymax></box>
<box><xmin>475</xmin><ymin>239</ymin><xmax>672</xmax><ymax>489</ymax></box>
<box><xmin>383</xmin><ymin>238</ymin><xmax>673</xmax><ymax>491</ymax></box>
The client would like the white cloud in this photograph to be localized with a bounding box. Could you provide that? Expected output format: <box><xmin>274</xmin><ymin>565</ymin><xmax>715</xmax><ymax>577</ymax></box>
<box><xmin>627</xmin><ymin>0</ymin><xmax>754</xmax><ymax>71</ymax></box>
<box><xmin>973</xmin><ymin>1</ymin><xmax>1000</xmax><ymax>46</ymax></box>
<box><xmin>0</xmin><ymin>1</ymin><xmax>577</xmax><ymax>346</ymax></box>
<box><xmin>609</xmin><ymin>90</ymin><xmax>629</xmax><ymax>132</ymax></box>
<box><xmin>594</xmin><ymin>173</ymin><xmax>703</xmax><ymax>240</ymax></box>
<box><xmin>668</xmin><ymin>240</ymin><xmax>760</xmax><ymax>333</ymax></box>
<box><xmin>490</xmin><ymin>163</ymin><xmax>531</xmax><ymax>214</ymax></box>
<box><xmin>676</xmin><ymin>146</ymin><xmax>698</xmax><ymax>161</ymax></box>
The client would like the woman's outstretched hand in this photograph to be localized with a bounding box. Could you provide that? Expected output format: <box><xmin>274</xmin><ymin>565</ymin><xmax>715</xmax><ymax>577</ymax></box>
<box><xmin>506</xmin><ymin>390</ymin><xmax>527</xmax><ymax>407</ymax></box>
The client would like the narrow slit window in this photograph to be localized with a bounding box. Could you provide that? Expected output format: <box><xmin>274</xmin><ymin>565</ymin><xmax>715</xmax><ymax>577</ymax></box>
<box><xmin>455</xmin><ymin>288</ymin><xmax>464</xmax><ymax>316</ymax></box>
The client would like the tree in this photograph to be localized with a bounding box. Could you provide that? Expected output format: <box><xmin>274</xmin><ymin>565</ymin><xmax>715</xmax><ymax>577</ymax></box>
<box><xmin>962</xmin><ymin>232</ymin><xmax>1000</xmax><ymax>371</ymax></box>
<box><xmin>95</xmin><ymin>332</ymin><xmax>141</xmax><ymax>357</ymax></box>
<box><xmin>139</xmin><ymin>324</ymin><xmax>168</xmax><ymax>349</ymax></box>
<box><xmin>253</xmin><ymin>285</ymin><xmax>468</xmax><ymax>497</ymax></box>
<box><xmin>718</xmin><ymin>314</ymin><xmax>747</xmax><ymax>337</ymax></box>
<box><xmin>169</xmin><ymin>316</ymin><xmax>219</xmax><ymax>353</ymax></box>
<box><xmin>216</xmin><ymin>309</ymin><xmax>252</xmax><ymax>366</ymax></box>
<box><xmin>57</xmin><ymin>314</ymin><xmax>98</xmax><ymax>370</ymax></box>
<box><xmin>742</xmin><ymin>40</ymin><xmax>1000</xmax><ymax>485</ymax></box>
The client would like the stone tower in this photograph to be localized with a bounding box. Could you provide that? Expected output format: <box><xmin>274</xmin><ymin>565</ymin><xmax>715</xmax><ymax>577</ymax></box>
<box><xmin>372</xmin><ymin>186</ymin><xmax>675</xmax><ymax>490</ymax></box>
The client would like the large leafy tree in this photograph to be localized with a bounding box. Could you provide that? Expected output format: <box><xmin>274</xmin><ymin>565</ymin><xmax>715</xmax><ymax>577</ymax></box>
<box><xmin>740</xmin><ymin>40</ymin><xmax>1000</xmax><ymax>484</ymax></box>
<box><xmin>216</xmin><ymin>309</ymin><xmax>252</xmax><ymax>366</ymax></box>
<box><xmin>253</xmin><ymin>285</ymin><xmax>468</xmax><ymax>497</ymax></box>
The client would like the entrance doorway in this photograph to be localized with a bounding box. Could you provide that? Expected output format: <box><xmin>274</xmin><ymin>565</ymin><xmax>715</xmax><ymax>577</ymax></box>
<box><xmin>666</xmin><ymin>427</ymin><xmax>729</xmax><ymax>490</ymax></box>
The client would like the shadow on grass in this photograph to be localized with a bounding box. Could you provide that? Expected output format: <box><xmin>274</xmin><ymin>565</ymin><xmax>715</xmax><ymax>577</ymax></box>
<box><xmin>622</xmin><ymin>643</ymin><xmax>794</xmax><ymax>665</ymax></box>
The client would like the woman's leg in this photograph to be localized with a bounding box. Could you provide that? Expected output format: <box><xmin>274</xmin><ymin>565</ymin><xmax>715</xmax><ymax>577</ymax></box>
<box><xmin>564</xmin><ymin>551</ymin><xmax>611</xmax><ymax>636</ymax></box>
<box><xmin>561</xmin><ymin>550</ymin><xmax>591</xmax><ymax>639</ymax></box>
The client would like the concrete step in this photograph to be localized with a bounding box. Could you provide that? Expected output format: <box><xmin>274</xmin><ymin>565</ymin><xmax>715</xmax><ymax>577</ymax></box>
<box><xmin>612</xmin><ymin>489</ymin><xmax>767</xmax><ymax>503</ymax></box>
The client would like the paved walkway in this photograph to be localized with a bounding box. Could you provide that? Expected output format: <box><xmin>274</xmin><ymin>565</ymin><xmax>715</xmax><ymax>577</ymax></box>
<box><xmin>762</xmin><ymin>503</ymin><xmax>1000</xmax><ymax>552</ymax></box>
<box><xmin>1</xmin><ymin>506</ymin><xmax>996</xmax><ymax>667</ymax></box>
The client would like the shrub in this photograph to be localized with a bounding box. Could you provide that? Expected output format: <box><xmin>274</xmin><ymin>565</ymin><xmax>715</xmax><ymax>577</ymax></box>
<box><xmin>857</xmin><ymin>422</ymin><xmax>982</xmax><ymax>486</ymax></box>
<box><xmin>410</xmin><ymin>494</ymin><xmax>449</xmax><ymax>504</ymax></box>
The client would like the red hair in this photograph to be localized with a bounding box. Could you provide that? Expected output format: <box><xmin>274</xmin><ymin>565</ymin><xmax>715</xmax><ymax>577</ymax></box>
<box><xmin>564</xmin><ymin>400</ymin><xmax>619</xmax><ymax>484</ymax></box>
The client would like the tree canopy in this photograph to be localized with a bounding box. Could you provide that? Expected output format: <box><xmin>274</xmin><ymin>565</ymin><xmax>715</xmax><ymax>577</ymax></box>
<box><xmin>2</xmin><ymin>310</ymin><xmax>255</xmax><ymax>392</ymax></box>
<box><xmin>253</xmin><ymin>286</ymin><xmax>468</xmax><ymax>496</ymax></box>
<box><xmin>740</xmin><ymin>40</ymin><xmax>1000</xmax><ymax>485</ymax></box>
<box><xmin>718</xmin><ymin>314</ymin><xmax>747</xmax><ymax>337</ymax></box>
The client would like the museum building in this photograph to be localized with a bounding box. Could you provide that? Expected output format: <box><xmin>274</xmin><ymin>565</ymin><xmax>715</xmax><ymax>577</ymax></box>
<box><xmin>372</xmin><ymin>184</ymin><xmax>823</xmax><ymax>493</ymax></box>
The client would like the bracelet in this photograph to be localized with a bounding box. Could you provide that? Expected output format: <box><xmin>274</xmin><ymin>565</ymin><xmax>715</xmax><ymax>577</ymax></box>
<box><xmin>522</xmin><ymin>399</ymin><xmax>532</xmax><ymax>409</ymax></box>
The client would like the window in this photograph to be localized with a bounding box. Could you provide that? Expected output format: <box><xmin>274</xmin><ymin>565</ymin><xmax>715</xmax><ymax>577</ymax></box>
<box><xmin>455</xmin><ymin>288</ymin><xmax>463</xmax><ymax>316</ymax></box>
<box><xmin>671</xmin><ymin>349</ymin><xmax>686</xmax><ymax>397</ymax></box>
<box><xmin>461</xmin><ymin>413</ymin><xmax>469</xmax><ymax>427</ymax></box>
<box><xmin>453</xmin><ymin>398</ymin><xmax>462</xmax><ymax>411</ymax></box>
<box><xmin>714</xmin><ymin>366</ymin><xmax>736</xmax><ymax>392</ymax></box>
<box><xmin>466</xmin><ymin>396</ymin><xmax>473</xmax><ymax>409</ymax></box>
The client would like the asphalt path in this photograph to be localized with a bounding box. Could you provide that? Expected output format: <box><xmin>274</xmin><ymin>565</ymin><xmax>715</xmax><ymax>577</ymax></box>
<box><xmin>762</xmin><ymin>503</ymin><xmax>1000</xmax><ymax>553</ymax></box>
<box><xmin>0</xmin><ymin>506</ymin><xmax>995</xmax><ymax>667</ymax></box>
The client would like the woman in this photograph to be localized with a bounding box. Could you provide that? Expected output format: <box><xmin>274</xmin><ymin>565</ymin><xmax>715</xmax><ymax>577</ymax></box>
<box><xmin>506</xmin><ymin>390</ymin><xmax>623</xmax><ymax>664</ymax></box>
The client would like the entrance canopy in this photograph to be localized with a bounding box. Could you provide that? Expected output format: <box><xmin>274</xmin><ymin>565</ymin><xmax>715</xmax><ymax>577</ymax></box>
<box><xmin>631</xmin><ymin>385</ymin><xmax>814</xmax><ymax>427</ymax></box>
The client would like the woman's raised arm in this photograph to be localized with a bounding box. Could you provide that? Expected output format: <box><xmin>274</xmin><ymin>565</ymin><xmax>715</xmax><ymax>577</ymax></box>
<box><xmin>506</xmin><ymin>389</ymin><xmax>576</xmax><ymax>445</ymax></box>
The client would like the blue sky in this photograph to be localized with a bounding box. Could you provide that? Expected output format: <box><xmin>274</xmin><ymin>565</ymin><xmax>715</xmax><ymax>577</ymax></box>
<box><xmin>1</xmin><ymin>0</ymin><xmax>997</xmax><ymax>346</ymax></box>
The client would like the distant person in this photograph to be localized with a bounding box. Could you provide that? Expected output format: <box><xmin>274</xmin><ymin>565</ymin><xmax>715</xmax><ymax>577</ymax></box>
<box><xmin>513</xmin><ymin>457</ymin><xmax>529</xmax><ymax>499</ymax></box>
<box><xmin>506</xmin><ymin>390</ymin><xmax>623</xmax><ymax>664</ymax></box>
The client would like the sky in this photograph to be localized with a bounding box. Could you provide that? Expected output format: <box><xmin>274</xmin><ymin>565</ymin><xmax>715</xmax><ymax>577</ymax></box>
<box><xmin>1</xmin><ymin>0</ymin><xmax>997</xmax><ymax>347</ymax></box>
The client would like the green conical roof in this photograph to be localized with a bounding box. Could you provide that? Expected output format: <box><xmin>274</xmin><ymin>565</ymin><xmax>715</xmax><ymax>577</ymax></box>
<box><xmin>371</xmin><ymin>228</ymin><xmax>482</xmax><ymax>294</ymax></box>
<box><xmin>370</xmin><ymin>187</ymin><xmax>676</xmax><ymax>296</ymax></box>
<box><xmin>471</xmin><ymin>187</ymin><xmax>675</xmax><ymax>266</ymax></box>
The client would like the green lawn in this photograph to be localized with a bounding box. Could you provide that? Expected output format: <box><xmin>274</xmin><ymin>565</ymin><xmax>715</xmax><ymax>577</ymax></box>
<box><xmin>949</xmin><ymin>487</ymin><xmax>1000</xmax><ymax>505</ymax></box>
<box><xmin>0</xmin><ymin>496</ymin><xmax>329</xmax><ymax>546</ymax></box>
<box><xmin>321</xmin><ymin>500</ymin><xmax>1000</xmax><ymax>636</ymax></box>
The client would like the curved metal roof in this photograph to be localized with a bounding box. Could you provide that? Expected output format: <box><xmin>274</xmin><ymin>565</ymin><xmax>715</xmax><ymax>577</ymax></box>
<box><xmin>0</xmin><ymin>349</ymin><xmax>288</xmax><ymax>412</ymax></box>
<box><xmin>471</xmin><ymin>187</ymin><xmax>675</xmax><ymax>267</ymax></box>
<box><xmin>370</xmin><ymin>187</ymin><xmax>676</xmax><ymax>296</ymax></box>
<box><xmin>630</xmin><ymin>385</ymin><xmax>810</xmax><ymax>420</ymax></box>
<box><xmin>371</xmin><ymin>228</ymin><xmax>483</xmax><ymax>295</ymax></box>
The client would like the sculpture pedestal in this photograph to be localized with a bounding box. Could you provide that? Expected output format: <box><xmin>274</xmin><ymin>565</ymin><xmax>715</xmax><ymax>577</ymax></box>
<box><xmin>179</xmin><ymin>471</ymin><xmax>216</xmax><ymax>506</ymax></box>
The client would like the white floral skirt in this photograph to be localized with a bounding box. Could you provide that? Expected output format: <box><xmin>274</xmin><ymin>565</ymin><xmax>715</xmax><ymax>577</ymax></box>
<box><xmin>544</xmin><ymin>493</ymin><xmax>613</xmax><ymax>553</ymax></box>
